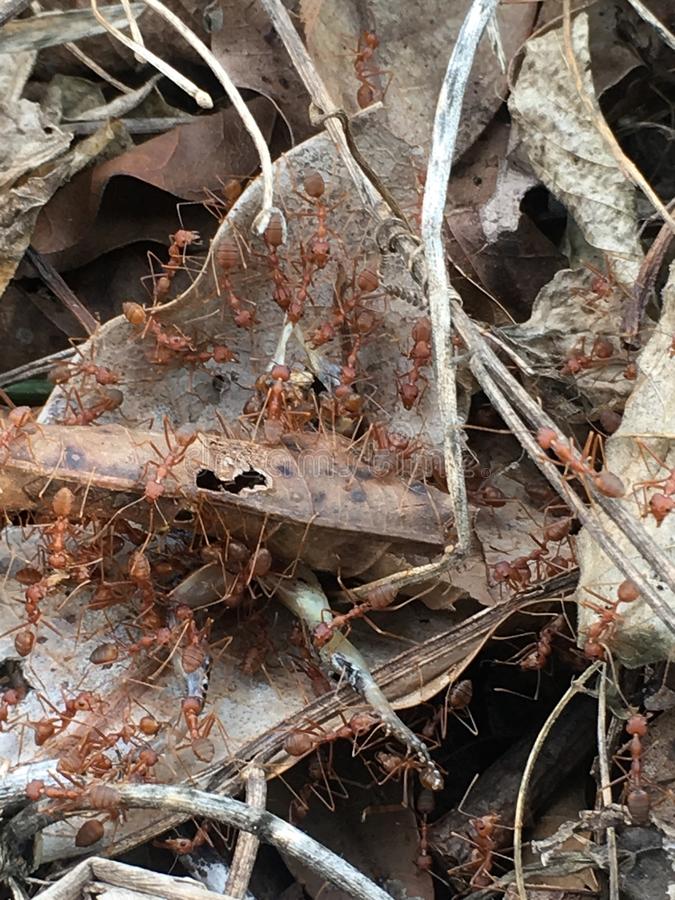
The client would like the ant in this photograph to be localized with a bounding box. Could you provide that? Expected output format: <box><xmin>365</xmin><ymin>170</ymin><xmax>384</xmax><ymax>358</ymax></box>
<box><xmin>622</xmin><ymin>713</ymin><xmax>650</xmax><ymax>825</ymax></box>
<box><xmin>422</xmin><ymin>679</ymin><xmax>477</xmax><ymax>740</ymax></box>
<box><xmin>416</xmin><ymin>789</ymin><xmax>435</xmax><ymax>872</ymax></box>
<box><xmin>151</xmin><ymin>229</ymin><xmax>201</xmax><ymax>304</ymax></box>
<box><xmin>123</xmin><ymin>302</ymin><xmax>196</xmax><ymax>365</ymax></box>
<box><xmin>263</xmin><ymin>213</ymin><xmax>293</xmax><ymax>315</ymax></box>
<box><xmin>62</xmin><ymin>387</ymin><xmax>123</xmax><ymax>426</ymax></box>
<box><xmin>141</xmin><ymin>421</ymin><xmax>197</xmax><ymax>503</ymax></box>
<box><xmin>283</xmin><ymin>712</ymin><xmax>379</xmax><ymax>758</ymax></box>
<box><xmin>50</xmin><ymin>360</ymin><xmax>119</xmax><ymax>388</ymax></box>
<box><xmin>353</xmin><ymin>30</ymin><xmax>388</xmax><ymax>108</ymax></box>
<box><xmin>398</xmin><ymin>316</ymin><xmax>432</xmax><ymax>410</ymax></box>
<box><xmin>560</xmin><ymin>336</ymin><xmax>616</xmax><ymax>376</ymax></box>
<box><xmin>0</xmin><ymin>406</ymin><xmax>36</xmax><ymax>461</ymax></box>
<box><xmin>632</xmin><ymin>439</ymin><xmax>675</xmax><ymax>526</ymax></box>
<box><xmin>181</xmin><ymin>695</ymin><xmax>217</xmax><ymax>762</ymax></box>
<box><xmin>536</xmin><ymin>426</ymin><xmax>626</xmax><ymax>498</ymax></box>
<box><xmin>0</xmin><ymin>687</ymin><xmax>24</xmax><ymax>729</ymax></box>
<box><xmin>312</xmin><ymin>583</ymin><xmax>399</xmax><ymax>647</ymax></box>
<box><xmin>214</xmin><ymin>238</ymin><xmax>256</xmax><ymax>328</ymax></box>
<box><xmin>582</xmin><ymin>579</ymin><xmax>640</xmax><ymax>659</ymax></box>
<box><xmin>155</xmin><ymin>823</ymin><xmax>212</xmax><ymax>855</ymax></box>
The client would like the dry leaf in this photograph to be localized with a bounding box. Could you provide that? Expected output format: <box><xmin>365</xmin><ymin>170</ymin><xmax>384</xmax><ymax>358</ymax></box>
<box><xmin>508</xmin><ymin>13</ymin><xmax>642</xmax><ymax>285</ymax></box>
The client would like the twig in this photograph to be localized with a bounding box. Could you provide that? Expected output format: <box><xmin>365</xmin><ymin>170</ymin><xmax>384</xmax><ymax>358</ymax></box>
<box><xmin>24</xmin><ymin>247</ymin><xmax>97</xmax><ymax>336</ymax></box>
<box><xmin>513</xmin><ymin>663</ymin><xmax>601</xmax><ymax>899</ymax></box>
<box><xmin>0</xmin><ymin>349</ymin><xmax>76</xmax><ymax>387</ymax></box>
<box><xmin>562</xmin><ymin>0</ymin><xmax>675</xmax><ymax>235</ymax></box>
<box><xmin>105</xmin><ymin>784</ymin><xmax>395</xmax><ymax>900</ymax></box>
<box><xmin>137</xmin><ymin>0</ymin><xmax>279</xmax><ymax>236</ymax></box>
<box><xmin>420</xmin><ymin>0</ymin><xmax>500</xmax><ymax>556</ymax></box>
<box><xmin>64</xmin><ymin>42</ymin><xmax>133</xmax><ymax>93</ymax></box>
<box><xmin>0</xmin><ymin>0</ymin><xmax>29</xmax><ymax>25</ymax></box>
<box><xmin>622</xmin><ymin>200</ymin><xmax>675</xmax><ymax>340</ymax></box>
<box><xmin>225</xmin><ymin>766</ymin><xmax>266</xmax><ymax>899</ymax></box>
<box><xmin>89</xmin><ymin>0</ymin><xmax>213</xmax><ymax>109</ymax></box>
<box><xmin>597</xmin><ymin>666</ymin><xmax>620</xmax><ymax>900</ymax></box>
<box><xmin>623</xmin><ymin>0</ymin><xmax>675</xmax><ymax>52</ymax></box>
<box><xmin>347</xmin><ymin>544</ymin><xmax>457</xmax><ymax>601</ymax></box>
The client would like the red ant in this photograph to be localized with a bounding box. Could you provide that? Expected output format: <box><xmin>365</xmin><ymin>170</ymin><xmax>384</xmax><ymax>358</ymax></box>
<box><xmin>632</xmin><ymin>439</ymin><xmax>675</xmax><ymax>526</ymax></box>
<box><xmin>536</xmin><ymin>426</ymin><xmax>625</xmax><ymax>498</ymax></box>
<box><xmin>416</xmin><ymin>789</ymin><xmax>435</xmax><ymax>871</ymax></box>
<box><xmin>214</xmin><ymin>238</ymin><xmax>256</xmax><ymax>328</ymax></box>
<box><xmin>283</xmin><ymin>712</ymin><xmax>379</xmax><ymax>758</ymax></box>
<box><xmin>0</xmin><ymin>687</ymin><xmax>23</xmax><ymax>729</ymax></box>
<box><xmin>422</xmin><ymin>679</ymin><xmax>477</xmax><ymax>740</ymax></box>
<box><xmin>263</xmin><ymin>213</ymin><xmax>293</xmax><ymax>315</ymax></box>
<box><xmin>155</xmin><ymin>823</ymin><xmax>212</xmax><ymax>855</ymax></box>
<box><xmin>62</xmin><ymin>387</ymin><xmax>123</xmax><ymax>426</ymax></box>
<box><xmin>560</xmin><ymin>336</ymin><xmax>615</xmax><ymax>376</ymax></box>
<box><xmin>26</xmin><ymin>781</ymin><xmax>125</xmax><ymax>841</ymax></box>
<box><xmin>181</xmin><ymin>695</ymin><xmax>216</xmax><ymax>762</ymax></box>
<box><xmin>50</xmin><ymin>360</ymin><xmax>119</xmax><ymax>388</ymax></box>
<box><xmin>0</xmin><ymin>406</ymin><xmax>36</xmax><ymax>462</ymax></box>
<box><xmin>622</xmin><ymin>713</ymin><xmax>650</xmax><ymax>825</ymax></box>
<box><xmin>128</xmin><ymin>550</ymin><xmax>163</xmax><ymax>629</ymax></box>
<box><xmin>142</xmin><ymin>422</ymin><xmax>197</xmax><ymax>503</ymax></box>
<box><xmin>123</xmin><ymin>302</ymin><xmax>196</xmax><ymax>365</ymax></box>
<box><xmin>151</xmin><ymin>229</ymin><xmax>201</xmax><ymax>304</ymax></box>
<box><xmin>582</xmin><ymin>579</ymin><xmax>640</xmax><ymax>659</ymax></box>
<box><xmin>42</xmin><ymin>487</ymin><xmax>83</xmax><ymax>573</ymax></box>
<box><xmin>353</xmin><ymin>31</ymin><xmax>387</xmax><ymax>108</ymax></box>
<box><xmin>312</xmin><ymin>583</ymin><xmax>399</xmax><ymax>648</ymax></box>
<box><xmin>12</xmin><ymin>565</ymin><xmax>63</xmax><ymax>656</ymax></box>
<box><xmin>518</xmin><ymin>614</ymin><xmax>566</xmax><ymax>671</ymax></box>
<box><xmin>398</xmin><ymin>316</ymin><xmax>432</xmax><ymax>410</ymax></box>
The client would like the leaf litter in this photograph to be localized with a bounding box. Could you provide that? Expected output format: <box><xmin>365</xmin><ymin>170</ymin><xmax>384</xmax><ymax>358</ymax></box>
<box><xmin>0</xmin><ymin>1</ymin><xmax>674</xmax><ymax>898</ymax></box>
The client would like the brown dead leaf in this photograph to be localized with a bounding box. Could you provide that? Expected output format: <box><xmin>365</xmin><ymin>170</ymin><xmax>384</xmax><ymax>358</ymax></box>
<box><xmin>32</xmin><ymin>97</ymin><xmax>276</xmax><ymax>267</ymax></box>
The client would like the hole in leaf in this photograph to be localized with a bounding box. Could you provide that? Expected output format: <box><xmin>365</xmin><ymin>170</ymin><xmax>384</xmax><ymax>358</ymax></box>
<box><xmin>196</xmin><ymin>468</ymin><xmax>267</xmax><ymax>494</ymax></box>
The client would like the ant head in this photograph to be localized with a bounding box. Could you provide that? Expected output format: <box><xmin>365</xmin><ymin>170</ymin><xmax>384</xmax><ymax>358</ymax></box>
<box><xmin>364</xmin><ymin>30</ymin><xmax>379</xmax><ymax>48</ymax></box>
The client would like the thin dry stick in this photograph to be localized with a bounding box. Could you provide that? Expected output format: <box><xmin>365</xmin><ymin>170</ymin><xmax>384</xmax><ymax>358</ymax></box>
<box><xmin>89</xmin><ymin>0</ymin><xmax>213</xmax><ymax>108</ymax></box>
<box><xmin>25</xmin><ymin>247</ymin><xmax>97</xmax><ymax>336</ymax></box>
<box><xmin>420</xmin><ymin>0</ymin><xmax>501</xmax><ymax>557</ymax></box>
<box><xmin>112</xmin><ymin>784</ymin><xmax>395</xmax><ymax>900</ymax></box>
<box><xmin>622</xmin><ymin>200</ymin><xmax>675</xmax><ymax>338</ymax></box>
<box><xmin>513</xmin><ymin>663</ymin><xmax>602</xmax><ymax>900</ymax></box>
<box><xmin>623</xmin><ymin>0</ymin><xmax>675</xmax><ymax>52</ymax></box>
<box><xmin>65</xmin><ymin>42</ymin><xmax>132</xmax><ymax>92</ymax></box>
<box><xmin>136</xmin><ymin>0</ymin><xmax>279</xmax><ymax>235</ymax></box>
<box><xmin>469</xmin><ymin>351</ymin><xmax>675</xmax><ymax>637</ymax></box>
<box><xmin>597</xmin><ymin>666</ymin><xmax>619</xmax><ymax>900</ymax></box>
<box><xmin>562</xmin><ymin>0</ymin><xmax>675</xmax><ymax>235</ymax></box>
<box><xmin>225</xmin><ymin>765</ymin><xmax>266</xmax><ymax>899</ymax></box>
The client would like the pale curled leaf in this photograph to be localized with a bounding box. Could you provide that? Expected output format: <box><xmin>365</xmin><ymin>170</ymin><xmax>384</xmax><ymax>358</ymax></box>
<box><xmin>576</xmin><ymin>262</ymin><xmax>675</xmax><ymax>665</ymax></box>
<box><xmin>508</xmin><ymin>13</ymin><xmax>642</xmax><ymax>285</ymax></box>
